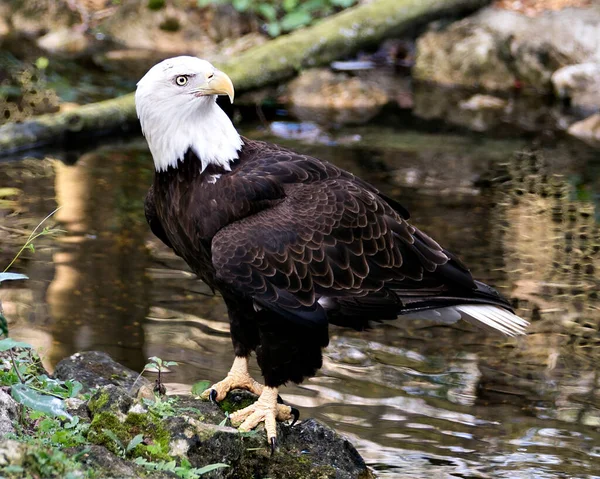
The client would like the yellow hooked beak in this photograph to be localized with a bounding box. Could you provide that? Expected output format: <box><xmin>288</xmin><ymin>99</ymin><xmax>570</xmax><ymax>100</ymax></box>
<box><xmin>194</xmin><ymin>70</ymin><xmax>235</xmax><ymax>103</ymax></box>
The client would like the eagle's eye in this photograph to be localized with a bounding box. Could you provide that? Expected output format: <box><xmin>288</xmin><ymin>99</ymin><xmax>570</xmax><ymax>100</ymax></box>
<box><xmin>175</xmin><ymin>75</ymin><xmax>188</xmax><ymax>86</ymax></box>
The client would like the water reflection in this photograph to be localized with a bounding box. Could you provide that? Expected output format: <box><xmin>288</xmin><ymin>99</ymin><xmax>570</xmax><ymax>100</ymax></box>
<box><xmin>0</xmin><ymin>127</ymin><xmax>599</xmax><ymax>477</ymax></box>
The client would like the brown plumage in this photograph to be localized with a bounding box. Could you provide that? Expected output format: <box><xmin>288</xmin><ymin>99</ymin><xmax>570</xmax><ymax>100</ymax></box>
<box><xmin>146</xmin><ymin>139</ymin><xmax>520</xmax><ymax>347</ymax></box>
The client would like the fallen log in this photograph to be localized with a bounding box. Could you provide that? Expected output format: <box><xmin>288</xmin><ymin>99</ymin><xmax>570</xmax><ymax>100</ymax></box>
<box><xmin>0</xmin><ymin>0</ymin><xmax>491</xmax><ymax>155</ymax></box>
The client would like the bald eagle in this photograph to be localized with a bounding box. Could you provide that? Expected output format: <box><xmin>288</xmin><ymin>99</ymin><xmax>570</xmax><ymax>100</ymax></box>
<box><xmin>136</xmin><ymin>56</ymin><xmax>527</xmax><ymax>449</ymax></box>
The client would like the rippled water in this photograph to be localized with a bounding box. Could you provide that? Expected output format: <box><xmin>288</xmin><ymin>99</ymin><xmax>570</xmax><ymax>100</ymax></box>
<box><xmin>1</xmin><ymin>125</ymin><xmax>599</xmax><ymax>478</ymax></box>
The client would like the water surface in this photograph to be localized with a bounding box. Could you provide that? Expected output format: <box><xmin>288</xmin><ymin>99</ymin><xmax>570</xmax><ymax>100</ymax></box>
<box><xmin>1</xmin><ymin>124</ymin><xmax>599</xmax><ymax>478</ymax></box>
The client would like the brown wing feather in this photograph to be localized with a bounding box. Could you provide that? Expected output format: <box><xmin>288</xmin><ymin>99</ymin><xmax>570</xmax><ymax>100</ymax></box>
<box><xmin>211</xmin><ymin>161</ymin><xmax>449</xmax><ymax>325</ymax></box>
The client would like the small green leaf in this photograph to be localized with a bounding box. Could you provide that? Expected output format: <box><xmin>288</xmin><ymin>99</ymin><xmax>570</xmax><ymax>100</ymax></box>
<box><xmin>126</xmin><ymin>433</ymin><xmax>145</xmax><ymax>454</ymax></box>
<box><xmin>191</xmin><ymin>380</ymin><xmax>211</xmax><ymax>396</ymax></box>
<box><xmin>0</xmin><ymin>338</ymin><xmax>32</xmax><ymax>351</ymax></box>
<box><xmin>331</xmin><ymin>0</ymin><xmax>357</xmax><ymax>7</ymax></box>
<box><xmin>257</xmin><ymin>3</ymin><xmax>277</xmax><ymax>21</ymax></box>
<box><xmin>65</xmin><ymin>416</ymin><xmax>80</xmax><ymax>429</ymax></box>
<box><xmin>218</xmin><ymin>412</ymin><xmax>229</xmax><ymax>427</ymax></box>
<box><xmin>194</xmin><ymin>463</ymin><xmax>230</xmax><ymax>474</ymax></box>
<box><xmin>67</xmin><ymin>380</ymin><xmax>83</xmax><ymax>398</ymax></box>
<box><xmin>282</xmin><ymin>0</ymin><xmax>298</xmax><ymax>12</ymax></box>
<box><xmin>11</xmin><ymin>384</ymin><xmax>72</xmax><ymax>419</ymax></box>
<box><xmin>267</xmin><ymin>22</ymin><xmax>281</xmax><ymax>37</ymax></box>
<box><xmin>280</xmin><ymin>10</ymin><xmax>312</xmax><ymax>31</ymax></box>
<box><xmin>35</xmin><ymin>56</ymin><xmax>49</xmax><ymax>70</ymax></box>
<box><xmin>232</xmin><ymin>0</ymin><xmax>250</xmax><ymax>11</ymax></box>
<box><xmin>298</xmin><ymin>0</ymin><xmax>324</xmax><ymax>12</ymax></box>
<box><xmin>0</xmin><ymin>273</ymin><xmax>28</xmax><ymax>283</ymax></box>
<box><xmin>103</xmin><ymin>429</ymin><xmax>124</xmax><ymax>453</ymax></box>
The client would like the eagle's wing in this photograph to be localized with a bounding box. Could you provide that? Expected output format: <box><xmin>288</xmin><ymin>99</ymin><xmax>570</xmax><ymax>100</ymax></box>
<box><xmin>145</xmin><ymin>184</ymin><xmax>173</xmax><ymax>249</ymax></box>
<box><xmin>211</xmin><ymin>163</ymin><xmax>474</xmax><ymax>327</ymax></box>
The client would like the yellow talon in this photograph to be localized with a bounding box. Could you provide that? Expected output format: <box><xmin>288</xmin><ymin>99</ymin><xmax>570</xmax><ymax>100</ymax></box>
<box><xmin>200</xmin><ymin>356</ymin><xmax>264</xmax><ymax>401</ymax></box>
<box><xmin>229</xmin><ymin>386</ymin><xmax>294</xmax><ymax>443</ymax></box>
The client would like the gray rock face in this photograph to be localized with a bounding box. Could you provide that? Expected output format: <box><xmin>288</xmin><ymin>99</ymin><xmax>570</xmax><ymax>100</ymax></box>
<box><xmin>414</xmin><ymin>6</ymin><xmax>600</xmax><ymax>94</ymax></box>
<box><xmin>568</xmin><ymin>113</ymin><xmax>600</xmax><ymax>145</ymax></box>
<box><xmin>0</xmin><ymin>390</ymin><xmax>18</xmax><ymax>438</ymax></box>
<box><xmin>54</xmin><ymin>351</ymin><xmax>150</xmax><ymax>394</ymax></box>
<box><xmin>552</xmin><ymin>63</ymin><xmax>600</xmax><ymax>114</ymax></box>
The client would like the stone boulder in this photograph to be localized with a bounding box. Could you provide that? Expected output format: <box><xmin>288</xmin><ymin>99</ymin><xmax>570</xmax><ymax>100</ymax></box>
<box><xmin>54</xmin><ymin>351</ymin><xmax>150</xmax><ymax>394</ymax></box>
<box><xmin>568</xmin><ymin>113</ymin><xmax>600</xmax><ymax>146</ymax></box>
<box><xmin>0</xmin><ymin>390</ymin><xmax>18</xmax><ymax>438</ymax></box>
<box><xmin>287</xmin><ymin>68</ymin><xmax>390</xmax><ymax>126</ymax></box>
<box><xmin>85</xmin><ymin>385</ymin><xmax>373</xmax><ymax>479</ymax></box>
<box><xmin>414</xmin><ymin>6</ymin><xmax>600</xmax><ymax>94</ymax></box>
<box><xmin>43</xmin><ymin>351</ymin><xmax>373</xmax><ymax>478</ymax></box>
<box><xmin>552</xmin><ymin>63</ymin><xmax>600</xmax><ymax>114</ymax></box>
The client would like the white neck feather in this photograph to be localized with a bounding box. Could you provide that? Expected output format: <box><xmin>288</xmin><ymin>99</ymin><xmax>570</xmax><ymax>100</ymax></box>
<box><xmin>137</xmin><ymin>97</ymin><xmax>242</xmax><ymax>172</ymax></box>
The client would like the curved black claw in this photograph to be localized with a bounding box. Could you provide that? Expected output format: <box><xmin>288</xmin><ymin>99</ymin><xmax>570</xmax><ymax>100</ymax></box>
<box><xmin>209</xmin><ymin>389</ymin><xmax>218</xmax><ymax>403</ymax></box>
<box><xmin>270</xmin><ymin>437</ymin><xmax>276</xmax><ymax>456</ymax></box>
<box><xmin>290</xmin><ymin>407</ymin><xmax>300</xmax><ymax>427</ymax></box>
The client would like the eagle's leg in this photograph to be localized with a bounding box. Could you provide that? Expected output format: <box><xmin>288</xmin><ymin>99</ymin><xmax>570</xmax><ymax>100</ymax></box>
<box><xmin>201</xmin><ymin>356</ymin><xmax>264</xmax><ymax>401</ymax></box>
<box><xmin>229</xmin><ymin>386</ymin><xmax>296</xmax><ymax>449</ymax></box>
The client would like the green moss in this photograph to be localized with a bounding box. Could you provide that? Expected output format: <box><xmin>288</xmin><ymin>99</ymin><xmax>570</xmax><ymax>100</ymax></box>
<box><xmin>268</xmin><ymin>452</ymin><xmax>337</xmax><ymax>479</ymax></box>
<box><xmin>218</xmin><ymin>395</ymin><xmax>255</xmax><ymax>415</ymax></box>
<box><xmin>87</xmin><ymin>391</ymin><xmax>110</xmax><ymax>414</ymax></box>
<box><xmin>88</xmin><ymin>410</ymin><xmax>172</xmax><ymax>461</ymax></box>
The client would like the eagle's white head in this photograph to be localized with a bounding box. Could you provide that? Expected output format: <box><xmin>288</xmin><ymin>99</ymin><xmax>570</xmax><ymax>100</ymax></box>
<box><xmin>135</xmin><ymin>56</ymin><xmax>243</xmax><ymax>172</ymax></box>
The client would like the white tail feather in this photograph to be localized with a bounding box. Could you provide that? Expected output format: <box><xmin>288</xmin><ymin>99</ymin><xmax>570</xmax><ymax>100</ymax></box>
<box><xmin>454</xmin><ymin>305</ymin><xmax>529</xmax><ymax>337</ymax></box>
<box><xmin>400</xmin><ymin>305</ymin><xmax>528</xmax><ymax>336</ymax></box>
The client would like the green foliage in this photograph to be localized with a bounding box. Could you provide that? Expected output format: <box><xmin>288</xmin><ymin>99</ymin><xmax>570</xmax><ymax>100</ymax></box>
<box><xmin>134</xmin><ymin>456</ymin><xmax>229</xmax><ymax>479</ymax></box>
<box><xmin>191</xmin><ymin>380</ymin><xmax>211</xmax><ymax>396</ymax></box>
<box><xmin>144</xmin><ymin>394</ymin><xmax>178</xmax><ymax>419</ymax></box>
<box><xmin>0</xmin><ymin>337</ymin><xmax>81</xmax><ymax>419</ymax></box>
<box><xmin>11</xmin><ymin>384</ymin><xmax>72</xmax><ymax>420</ymax></box>
<box><xmin>3</xmin><ymin>207</ymin><xmax>64</xmax><ymax>273</ymax></box>
<box><xmin>102</xmin><ymin>430</ymin><xmax>144</xmax><ymax>458</ymax></box>
<box><xmin>196</xmin><ymin>0</ymin><xmax>358</xmax><ymax>36</ymax></box>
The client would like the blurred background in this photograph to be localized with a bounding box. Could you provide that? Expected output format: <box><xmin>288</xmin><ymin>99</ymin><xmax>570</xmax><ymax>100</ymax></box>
<box><xmin>1</xmin><ymin>0</ymin><xmax>599</xmax><ymax>477</ymax></box>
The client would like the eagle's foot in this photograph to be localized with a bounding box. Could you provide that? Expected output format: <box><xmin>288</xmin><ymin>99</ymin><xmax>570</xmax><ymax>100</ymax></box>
<box><xmin>229</xmin><ymin>386</ymin><xmax>296</xmax><ymax>446</ymax></box>
<box><xmin>201</xmin><ymin>356</ymin><xmax>264</xmax><ymax>402</ymax></box>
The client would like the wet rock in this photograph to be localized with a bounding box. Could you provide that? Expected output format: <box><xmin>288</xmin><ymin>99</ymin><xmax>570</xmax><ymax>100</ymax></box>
<box><xmin>287</xmin><ymin>68</ymin><xmax>389</xmax><ymax>126</ymax></box>
<box><xmin>459</xmin><ymin>94</ymin><xmax>507</xmax><ymax>111</ymax></box>
<box><xmin>36</xmin><ymin>27</ymin><xmax>91</xmax><ymax>57</ymax></box>
<box><xmin>567</xmin><ymin>113</ymin><xmax>600</xmax><ymax>145</ymax></box>
<box><xmin>414</xmin><ymin>22</ymin><xmax>515</xmax><ymax>91</ymax></box>
<box><xmin>552</xmin><ymin>63</ymin><xmax>600</xmax><ymax>114</ymax></box>
<box><xmin>8</xmin><ymin>0</ymin><xmax>80</xmax><ymax>38</ymax></box>
<box><xmin>65</xmin><ymin>397</ymin><xmax>90</xmax><ymax>420</ymax></box>
<box><xmin>0</xmin><ymin>440</ymin><xmax>26</xmax><ymax>467</ymax></box>
<box><xmin>414</xmin><ymin>6</ymin><xmax>600</xmax><ymax>94</ymax></box>
<box><xmin>0</xmin><ymin>390</ymin><xmax>18</xmax><ymax>438</ymax></box>
<box><xmin>77</xmin><ymin>444</ymin><xmax>177</xmax><ymax>479</ymax></box>
<box><xmin>88</xmin><ymin>384</ymin><xmax>133</xmax><ymax>417</ymax></box>
<box><xmin>49</xmin><ymin>352</ymin><xmax>371</xmax><ymax>478</ymax></box>
<box><xmin>54</xmin><ymin>351</ymin><xmax>150</xmax><ymax>394</ymax></box>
